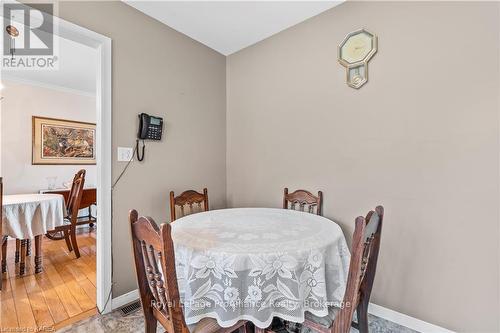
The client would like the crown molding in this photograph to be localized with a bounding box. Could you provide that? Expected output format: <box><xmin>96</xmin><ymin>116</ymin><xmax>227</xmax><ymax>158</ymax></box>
<box><xmin>1</xmin><ymin>75</ymin><xmax>95</xmax><ymax>97</ymax></box>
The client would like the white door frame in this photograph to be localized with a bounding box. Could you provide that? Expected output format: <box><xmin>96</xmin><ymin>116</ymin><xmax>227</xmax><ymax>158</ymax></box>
<box><xmin>1</xmin><ymin>4</ymin><xmax>113</xmax><ymax>313</ymax></box>
<box><xmin>52</xmin><ymin>16</ymin><xmax>113</xmax><ymax>314</ymax></box>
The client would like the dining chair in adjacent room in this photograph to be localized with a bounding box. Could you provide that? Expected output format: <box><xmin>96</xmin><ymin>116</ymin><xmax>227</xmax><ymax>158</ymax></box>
<box><xmin>169</xmin><ymin>188</ymin><xmax>209</xmax><ymax>221</ymax></box>
<box><xmin>283</xmin><ymin>188</ymin><xmax>323</xmax><ymax>215</ymax></box>
<box><xmin>46</xmin><ymin>169</ymin><xmax>86</xmax><ymax>258</ymax></box>
<box><xmin>129</xmin><ymin>210</ymin><xmax>248</xmax><ymax>333</ymax></box>
<box><xmin>268</xmin><ymin>205</ymin><xmax>384</xmax><ymax>333</ymax></box>
<box><xmin>70</xmin><ymin>170</ymin><xmax>96</xmax><ymax>229</ymax></box>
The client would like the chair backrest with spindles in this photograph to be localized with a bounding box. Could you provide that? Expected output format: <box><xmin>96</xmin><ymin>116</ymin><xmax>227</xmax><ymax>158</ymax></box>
<box><xmin>169</xmin><ymin>188</ymin><xmax>209</xmax><ymax>221</ymax></box>
<box><xmin>283</xmin><ymin>188</ymin><xmax>323</xmax><ymax>215</ymax></box>
<box><xmin>332</xmin><ymin>206</ymin><xmax>384</xmax><ymax>333</ymax></box>
<box><xmin>67</xmin><ymin>169</ymin><xmax>85</xmax><ymax>216</ymax></box>
<box><xmin>129</xmin><ymin>210</ymin><xmax>189</xmax><ymax>333</ymax></box>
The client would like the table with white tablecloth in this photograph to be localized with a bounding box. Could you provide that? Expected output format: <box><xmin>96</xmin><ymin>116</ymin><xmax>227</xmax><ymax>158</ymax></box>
<box><xmin>2</xmin><ymin>193</ymin><xmax>66</xmax><ymax>274</ymax></box>
<box><xmin>171</xmin><ymin>208</ymin><xmax>350</xmax><ymax>329</ymax></box>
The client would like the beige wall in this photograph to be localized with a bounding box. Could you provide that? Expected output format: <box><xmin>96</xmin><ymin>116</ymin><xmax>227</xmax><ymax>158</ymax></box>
<box><xmin>58</xmin><ymin>1</ymin><xmax>227</xmax><ymax>296</ymax></box>
<box><xmin>227</xmin><ymin>2</ymin><xmax>499</xmax><ymax>332</ymax></box>
<box><xmin>54</xmin><ymin>1</ymin><xmax>500</xmax><ymax>330</ymax></box>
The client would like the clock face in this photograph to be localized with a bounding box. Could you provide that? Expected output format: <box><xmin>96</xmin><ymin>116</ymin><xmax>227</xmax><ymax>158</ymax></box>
<box><xmin>339</xmin><ymin>30</ymin><xmax>375</xmax><ymax>65</ymax></box>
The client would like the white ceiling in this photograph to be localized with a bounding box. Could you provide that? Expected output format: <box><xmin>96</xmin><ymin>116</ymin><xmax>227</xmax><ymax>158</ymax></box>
<box><xmin>124</xmin><ymin>1</ymin><xmax>343</xmax><ymax>55</ymax></box>
<box><xmin>2</xmin><ymin>36</ymin><xmax>98</xmax><ymax>95</ymax></box>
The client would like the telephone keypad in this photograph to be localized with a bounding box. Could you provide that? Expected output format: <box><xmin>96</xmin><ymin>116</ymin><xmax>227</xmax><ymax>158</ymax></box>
<box><xmin>146</xmin><ymin>125</ymin><xmax>162</xmax><ymax>140</ymax></box>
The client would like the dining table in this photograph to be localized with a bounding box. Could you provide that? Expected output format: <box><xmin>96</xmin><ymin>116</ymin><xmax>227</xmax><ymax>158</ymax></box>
<box><xmin>171</xmin><ymin>207</ymin><xmax>351</xmax><ymax>329</ymax></box>
<box><xmin>2</xmin><ymin>193</ymin><xmax>66</xmax><ymax>274</ymax></box>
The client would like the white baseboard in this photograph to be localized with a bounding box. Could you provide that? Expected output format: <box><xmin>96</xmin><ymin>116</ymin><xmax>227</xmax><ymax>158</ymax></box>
<box><xmin>368</xmin><ymin>303</ymin><xmax>455</xmax><ymax>333</ymax></box>
<box><xmin>110</xmin><ymin>289</ymin><xmax>455</xmax><ymax>333</ymax></box>
<box><xmin>111</xmin><ymin>289</ymin><xmax>140</xmax><ymax>310</ymax></box>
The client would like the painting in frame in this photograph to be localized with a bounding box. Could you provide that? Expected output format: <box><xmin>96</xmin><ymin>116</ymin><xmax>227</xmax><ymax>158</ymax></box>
<box><xmin>32</xmin><ymin>116</ymin><xmax>96</xmax><ymax>165</ymax></box>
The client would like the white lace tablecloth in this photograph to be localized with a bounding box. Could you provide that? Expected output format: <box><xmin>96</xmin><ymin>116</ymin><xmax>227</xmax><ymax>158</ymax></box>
<box><xmin>172</xmin><ymin>208</ymin><xmax>350</xmax><ymax>329</ymax></box>
<box><xmin>2</xmin><ymin>194</ymin><xmax>66</xmax><ymax>239</ymax></box>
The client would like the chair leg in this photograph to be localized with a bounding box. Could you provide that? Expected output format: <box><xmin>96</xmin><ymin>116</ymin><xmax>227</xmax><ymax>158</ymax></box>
<box><xmin>88</xmin><ymin>207</ymin><xmax>94</xmax><ymax>228</ymax></box>
<box><xmin>19</xmin><ymin>240</ymin><xmax>26</xmax><ymax>275</ymax></box>
<box><xmin>356</xmin><ymin>298</ymin><xmax>370</xmax><ymax>333</ymax></box>
<box><xmin>143</xmin><ymin>310</ymin><xmax>158</xmax><ymax>333</ymax></box>
<box><xmin>63</xmin><ymin>229</ymin><xmax>73</xmax><ymax>252</ymax></box>
<box><xmin>70</xmin><ymin>226</ymin><xmax>80</xmax><ymax>259</ymax></box>
<box><xmin>34</xmin><ymin>236</ymin><xmax>43</xmax><ymax>274</ymax></box>
<box><xmin>1</xmin><ymin>237</ymin><xmax>6</xmax><ymax>290</ymax></box>
<box><xmin>15</xmin><ymin>239</ymin><xmax>20</xmax><ymax>263</ymax></box>
<box><xmin>26</xmin><ymin>239</ymin><xmax>31</xmax><ymax>257</ymax></box>
<box><xmin>2</xmin><ymin>238</ymin><xmax>7</xmax><ymax>273</ymax></box>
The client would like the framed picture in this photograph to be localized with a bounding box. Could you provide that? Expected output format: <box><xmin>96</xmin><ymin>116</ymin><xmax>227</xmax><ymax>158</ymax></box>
<box><xmin>32</xmin><ymin>116</ymin><xmax>96</xmax><ymax>165</ymax></box>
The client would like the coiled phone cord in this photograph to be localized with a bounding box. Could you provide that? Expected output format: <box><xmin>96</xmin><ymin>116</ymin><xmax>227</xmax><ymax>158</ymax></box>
<box><xmin>136</xmin><ymin>139</ymin><xmax>145</xmax><ymax>162</ymax></box>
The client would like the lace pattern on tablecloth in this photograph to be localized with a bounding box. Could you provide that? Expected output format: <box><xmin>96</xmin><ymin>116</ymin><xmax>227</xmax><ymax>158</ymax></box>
<box><xmin>172</xmin><ymin>208</ymin><xmax>350</xmax><ymax>328</ymax></box>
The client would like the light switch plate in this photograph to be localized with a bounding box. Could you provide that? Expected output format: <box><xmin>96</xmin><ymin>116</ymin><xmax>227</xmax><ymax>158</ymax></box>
<box><xmin>117</xmin><ymin>147</ymin><xmax>133</xmax><ymax>162</ymax></box>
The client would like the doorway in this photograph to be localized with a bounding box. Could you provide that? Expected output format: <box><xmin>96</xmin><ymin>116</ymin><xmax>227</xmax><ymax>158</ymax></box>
<box><xmin>0</xmin><ymin>5</ymin><xmax>112</xmax><ymax>330</ymax></box>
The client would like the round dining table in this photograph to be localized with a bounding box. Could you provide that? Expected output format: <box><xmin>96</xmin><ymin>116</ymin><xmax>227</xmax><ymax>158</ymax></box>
<box><xmin>2</xmin><ymin>193</ymin><xmax>66</xmax><ymax>274</ymax></box>
<box><xmin>171</xmin><ymin>208</ymin><xmax>351</xmax><ymax>329</ymax></box>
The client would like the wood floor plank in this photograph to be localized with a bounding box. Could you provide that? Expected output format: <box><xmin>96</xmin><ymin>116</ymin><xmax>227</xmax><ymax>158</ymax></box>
<box><xmin>43</xmin><ymin>258</ymin><xmax>84</xmax><ymax>317</ymax></box>
<box><xmin>80</xmin><ymin>251</ymin><xmax>96</xmax><ymax>272</ymax></box>
<box><xmin>53</xmin><ymin>307</ymin><xmax>98</xmax><ymax>331</ymax></box>
<box><xmin>47</xmin><ymin>254</ymin><xmax>95</xmax><ymax>311</ymax></box>
<box><xmin>10</xmin><ymin>277</ymin><xmax>37</xmax><ymax>328</ymax></box>
<box><xmin>77</xmin><ymin>278</ymin><xmax>97</xmax><ymax>304</ymax></box>
<box><xmin>1</xmin><ymin>272</ymin><xmax>20</xmax><ymax>328</ymax></box>
<box><xmin>72</xmin><ymin>256</ymin><xmax>96</xmax><ymax>287</ymax></box>
<box><xmin>54</xmin><ymin>265</ymin><xmax>95</xmax><ymax>312</ymax></box>
<box><xmin>23</xmin><ymin>274</ymin><xmax>55</xmax><ymax>327</ymax></box>
<box><xmin>34</xmin><ymin>273</ymin><xmax>70</xmax><ymax>323</ymax></box>
<box><xmin>56</xmin><ymin>254</ymin><xmax>97</xmax><ymax>300</ymax></box>
<box><xmin>2</xmin><ymin>228</ymin><xmax>96</xmax><ymax>330</ymax></box>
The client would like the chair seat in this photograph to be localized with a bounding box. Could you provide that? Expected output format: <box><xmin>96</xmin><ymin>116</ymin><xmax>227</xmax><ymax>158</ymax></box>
<box><xmin>193</xmin><ymin>318</ymin><xmax>246</xmax><ymax>333</ymax></box>
<box><xmin>300</xmin><ymin>307</ymin><xmax>339</xmax><ymax>333</ymax></box>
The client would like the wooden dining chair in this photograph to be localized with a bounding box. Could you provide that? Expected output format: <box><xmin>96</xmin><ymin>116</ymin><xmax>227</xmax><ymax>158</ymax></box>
<box><xmin>129</xmin><ymin>210</ymin><xmax>248</xmax><ymax>333</ymax></box>
<box><xmin>46</xmin><ymin>170</ymin><xmax>86</xmax><ymax>259</ymax></box>
<box><xmin>169</xmin><ymin>188</ymin><xmax>209</xmax><ymax>221</ymax></box>
<box><xmin>47</xmin><ymin>173</ymin><xmax>96</xmax><ymax>229</ymax></box>
<box><xmin>283</xmin><ymin>188</ymin><xmax>323</xmax><ymax>215</ymax></box>
<box><xmin>276</xmin><ymin>206</ymin><xmax>384</xmax><ymax>333</ymax></box>
<box><xmin>65</xmin><ymin>170</ymin><xmax>96</xmax><ymax>229</ymax></box>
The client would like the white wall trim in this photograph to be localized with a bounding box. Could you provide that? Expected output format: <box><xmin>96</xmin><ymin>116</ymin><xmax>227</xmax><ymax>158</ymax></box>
<box><xmin>111</xmin><ymin>289</ymin><xmax>140</xmax><ymax>310</ymax></box>
<box><xmin>2</xmin><ymin>75</ymin><xmax>95</xmax><ymax>97</ymax></box>
<box><xmin>50</xmin><ymin>15</ymin><xmax>113</xmax><ymax>315</ymax></box>
<box><xmin>110</xmin><ymin>289</ymin><xmax>456</xmax><ymax>332</ymax></box>
<box><xmin>368</xmin><ymin>303</ymin><xmax>455</xmax><ymax>333</ymax></box>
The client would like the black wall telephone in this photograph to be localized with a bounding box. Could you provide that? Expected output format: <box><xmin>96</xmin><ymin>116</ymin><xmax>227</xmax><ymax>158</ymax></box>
<box><xmin>138</xmin><ymin>113</ymin><xmax>163</xmax><ymax>140</ymax></box>
<box><xmin>136</xmin><ymin>113</ymin><xmax>164</xmax><ymax>161</ymax></box>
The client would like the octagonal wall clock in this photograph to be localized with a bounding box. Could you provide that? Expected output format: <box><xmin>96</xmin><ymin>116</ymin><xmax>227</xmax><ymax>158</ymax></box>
<box><xmin>338</xmin><ymin>29</ymin><xmax>378</xmax><ymax>89</ymax></box>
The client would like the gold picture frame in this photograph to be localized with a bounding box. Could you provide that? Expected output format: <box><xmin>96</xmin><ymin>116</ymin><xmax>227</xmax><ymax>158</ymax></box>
<box><xmin>32</xmin><ymin>116</ymin><xmax>96</xmax><ymax>165</ymax></box>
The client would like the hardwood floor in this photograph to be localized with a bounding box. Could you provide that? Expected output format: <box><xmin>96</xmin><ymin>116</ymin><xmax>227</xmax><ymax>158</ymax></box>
<box><xmin>1</xmin><ymin>227</ymin><xmax>97</xmax><ymax>331</ymax></box>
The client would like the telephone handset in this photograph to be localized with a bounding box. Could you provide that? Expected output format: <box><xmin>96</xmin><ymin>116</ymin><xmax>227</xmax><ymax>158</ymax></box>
<box><xmin>136</xmin><ymin>113</ymin><xmax>164</xmax><ymax>161</ymax></box>
<box><xmin>138</xmin><ymin>113</ymin><xmax>163</xmax><ymax>140</ymax></box>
